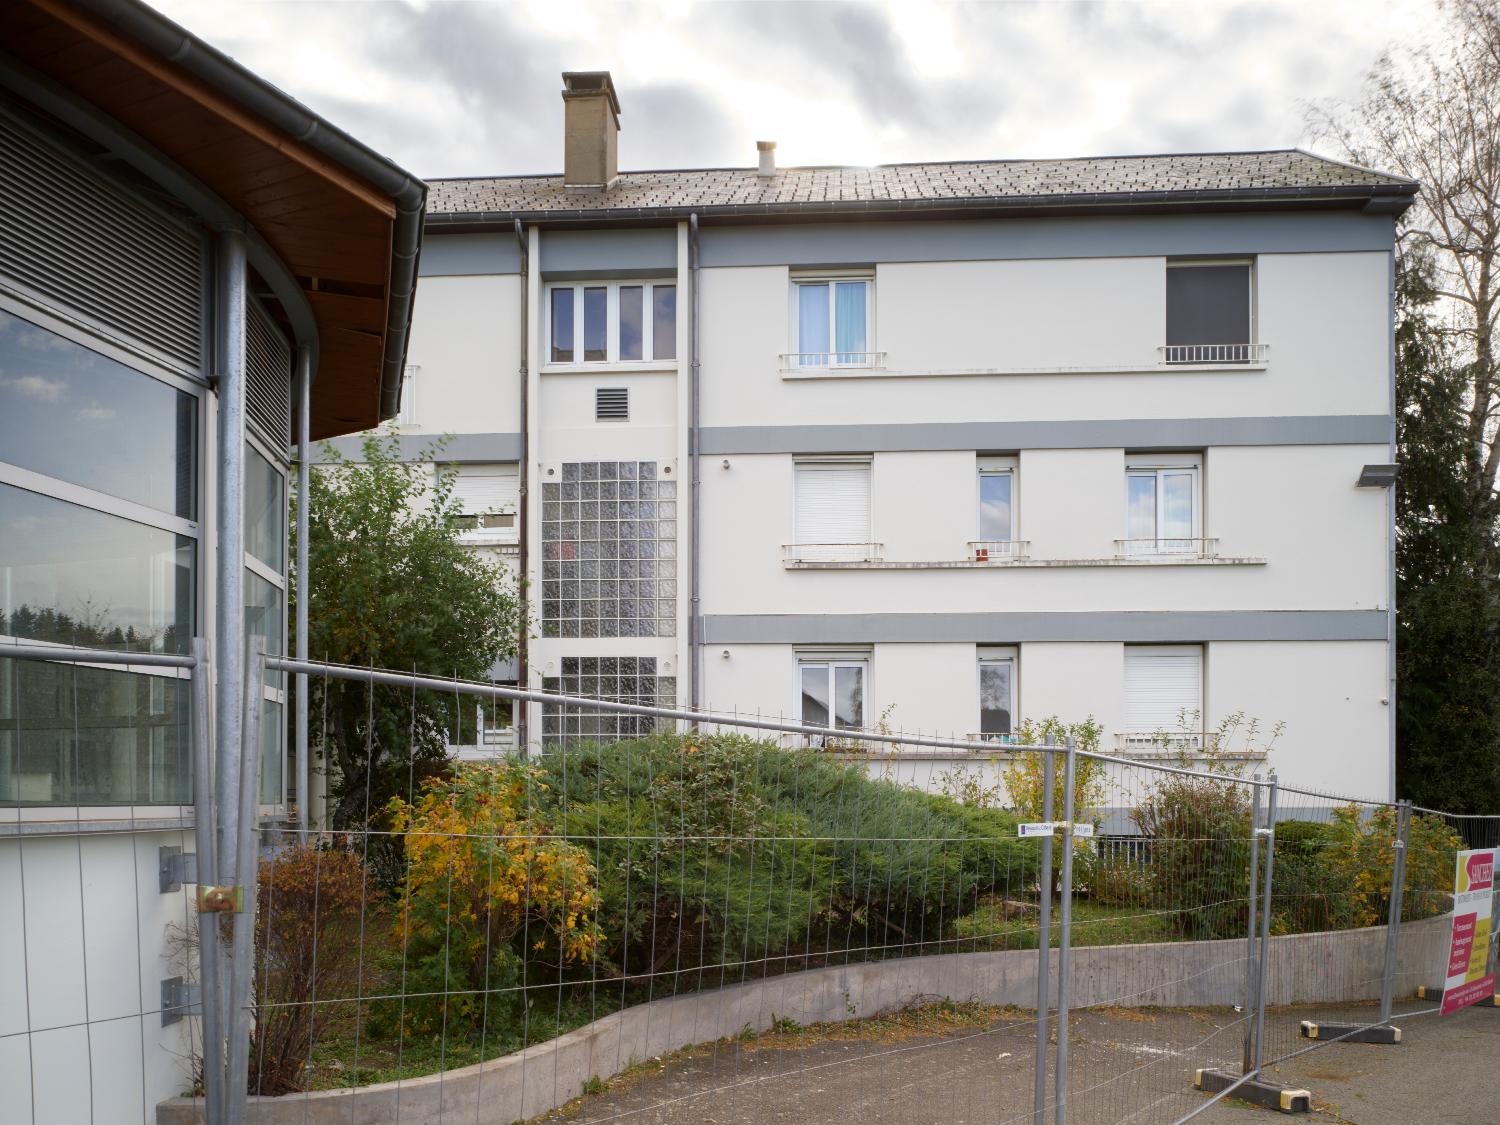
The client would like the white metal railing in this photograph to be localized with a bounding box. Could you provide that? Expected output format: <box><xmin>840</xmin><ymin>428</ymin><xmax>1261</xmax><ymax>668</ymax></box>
<box><xmin>783</xmin><ymin>542</ymin><xmax>884</xmax><ymax>563</ymax></box>
<box><xmin>1159</xmin><ymin>343</ymin><xmax>1268</xmax><ymax>365</ymax></box>
<box><xmin>964</xmin><ymin>732</ymin><xmax>1025</xmax><ymax>750</ymax></box>
<box><xmin>968</xmin><ymin>540</ymin><xmax>1030</xmax><ymax>561</ymax></box>
<box><xmin>1117</xmin><ymin>731</ymin><xmax>1208</xmax><ymax>754</ymax></box>
<box><xmin>780</xmin><ymin>351</ymin><xmax>887</xmax><ymax>370</ymax></box>
<box><xmin>1115</xmin><ymin>537</ymin><xmax>1218</xmax><ymax>559</ymax></box>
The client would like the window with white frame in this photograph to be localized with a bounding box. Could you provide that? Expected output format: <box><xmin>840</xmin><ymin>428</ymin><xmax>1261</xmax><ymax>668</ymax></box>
<box><xmin>977</xmin><ymin>647</ymin><xmax>1017</xmax><ymax>739</ymax></box>
<box><xmin>791</xmin><ymin>274</ymin><xmax>873</xmax><ymax>367</ymax></box>
<box><xmin>792</xmin><ymin>458</ymin><xmax>873</xmax><ymax>561</ymax></box>
<box><xmin>446</xmin><ymin>463</ymin><xmax>519</xmax><ymax>544</ymax></box>
<box><xmin>397</xmin><ymin>364</ymin><xmax>419</xmax><ymax>425</ymax></box>
<box><xmin>546</xmin><ymin>280</ymin><xmax>676</xmax><ymax>366</ymax></box>
<box><xmin>975</xmin><ymin>456</ymin><xmax>1019</xmax><ymax>558</ymax></box>
<box><xmin>1165</xmin><ymin>260</ymin><xmax>1255</xmax><ymax>364</ymax></box>
<box><xmin>1123</xmin><ymin>645</ymin><xmax>1203</xmax><ymax>750</ymax></box>
<box><xmin>797</xmin><ymin>653</ymin><xmax>868</xmax><ymax>737</ymax></box>
<box><xmin>1124</xmin><ymin>455</ymin><xmax>1201</xmax><ymax>556</ymax></box>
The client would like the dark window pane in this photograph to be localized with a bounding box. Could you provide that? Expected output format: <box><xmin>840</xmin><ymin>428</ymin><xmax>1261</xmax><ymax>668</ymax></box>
<box><xmin>0</xmin><ymin>658</ymin><xmax>190</xmax><ymax>806</ymax></box>
<box><xmin>584</xmin><ymin>287</ymin><xmax>608</xmax><ymax>361</ymax></box>
<box><xmin>834</xmin><ymin>665</ymin><xmax>863</xmax><ymax>729</ymax></box>
<box><xmin>980</xmin><ymin>662</ymin><xmax>1012</xmax><ymax>735</ymax></box>
<box><xmin>653</xmin><ymin>286</ymin><xmax>677</xmax><ymax>360</ymax></box>
<box><xmin>551</xmin><ymin>288</ymin><xmax>575</xmax><ymax>362</ymax></box>
<box><xmin>0</xmin><ymin>309</ymin><xmax>197</xmax><ymax>518</ymax></box>
<box><xmin>1</xmin><ymin>482</ymin><xmax>193</xmax><ymax>652</ymax></box>
<box><xmin>1166</xmin><ymin>264</ymin><xmax>1250</xmax><ymax>346</ymax></box>
<box><xmin>978</xmin><ymin>472</ymin><xmax>1012</xmax><ymax>541</ymax></box>
<box><xmin>245</xmin><ymin>446</ymin><xmax>285</xmax><ymax>571</ymax></box>
<box><xmin>800</xmin><ymin>664</ymin><xmax>829</xmax><ymax>727</ymax></box>
<box><xmin>619</xmin><ymin>286</ymin><xmax>643</xmax><ymax>361</ymax></box>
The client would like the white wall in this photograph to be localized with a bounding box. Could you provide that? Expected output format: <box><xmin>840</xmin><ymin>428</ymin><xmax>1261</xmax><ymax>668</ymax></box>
<box><xmin>403</xmin><ymin>274</ymin><xmax>523</xmax><ymax>435</ymax></box>
<box><xmin>0</xmin><ymin>829</ymin><xmax>196</xmax><ymax>1123</ymax></box>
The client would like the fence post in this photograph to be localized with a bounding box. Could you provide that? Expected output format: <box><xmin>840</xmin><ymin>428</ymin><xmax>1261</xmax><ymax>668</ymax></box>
<box><xmin>1033</xmin><ymin>735</ymin><xmax>1055</xmax><ymax>1125</ymax></box>
<box><xmin>190</xmin><ymin>641</ymin><xmax>224</xmax><ymax>1125</ymax></box>
<box><xmin>1253</xmin><ymin>775</ymin><xmax>1277</xmax><ymax>1073</ymax></box>
<box><xmin>1054</xmin><ymin>735</ymin><xmax>1077</xmax><ymax>1125</ymax></box>
<box><xmin>224</xmin><ymin>638</ymin><xmax>266</xmax><ymax>1125</ymax></box>
<box><xmin>1380</xmin><ymin>800</ymin><xmax>1412</xmax><ymax>1024</ymax></box>
<box><xmin>1242</xmin><ymin>779</ymin><xmax>1263</xmax><ymax>1074</ymax></box>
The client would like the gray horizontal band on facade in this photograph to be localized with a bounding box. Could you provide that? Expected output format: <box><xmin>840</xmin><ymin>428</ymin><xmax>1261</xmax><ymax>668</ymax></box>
<box><xmin>699</xmin><ymin>211</ymin><xmax>1395</xmax><ymax>268</ymax></box>
<box><xmin>309</xmin><ymin>432</ymin><xmax>522</xmax><ymax>463</ymax></box>
<box><xmin>419</xmin><ymin>233</ymin><xmax>523</xmax><ymax>277</ymax></box>
<box><xmin>701</xmin><ymin>414</ymin><xmax>1391</xmax><ymax>455</ymax></box>
<box><xmin>540</xmin><ymin>227</ymin><xmax>678</xmax><ymax>275</ymax></box>
<box><xmin>702</xmin><ymin>610</ymin><xmax>1389</xmax><ymax>645</ymax></box>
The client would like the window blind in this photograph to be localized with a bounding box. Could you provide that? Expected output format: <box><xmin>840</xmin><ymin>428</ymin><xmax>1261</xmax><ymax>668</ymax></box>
<box><xmin>452</xmin><ymin>468</ymin><xmax>518</xmax><ymax>515</ymax></box>
<box><xmin>794</xmin><ymin>461</ymin><xmax>870</xmax><ymax>546</ymax></box>
<box><xmin>1124</xmin><ymin>646</ymin><xmax>1202</xmax><ymax>733</ymax></box>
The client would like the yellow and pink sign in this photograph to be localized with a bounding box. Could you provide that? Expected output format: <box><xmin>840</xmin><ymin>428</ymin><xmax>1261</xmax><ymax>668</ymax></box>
<box><xmin>1440</xmin><ymin>847</ymin><xmax>1497</xmax><ymax>1016</ymax></box>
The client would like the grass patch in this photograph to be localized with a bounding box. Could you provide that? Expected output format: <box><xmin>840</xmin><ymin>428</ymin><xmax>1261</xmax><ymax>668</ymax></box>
<box><xmin>951</xmin><ymin>896</ymin><xmax>1179</xmax><ymax>950</ymax></box>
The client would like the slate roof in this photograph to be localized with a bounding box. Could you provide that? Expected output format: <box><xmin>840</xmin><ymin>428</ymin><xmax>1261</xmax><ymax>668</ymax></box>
<box><xmin>427</xmin><ymin>149</ymin><xmax>1415</xmax><ymax>224</ymax></box>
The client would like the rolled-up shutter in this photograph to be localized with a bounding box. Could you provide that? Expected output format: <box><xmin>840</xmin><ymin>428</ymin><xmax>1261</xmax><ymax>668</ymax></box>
<box><xmin>1124</xmin><ymin>646</ymin><xmax>1202</xmax><ymax>733</ymax></box>
<box><xmin>453</xmin><ymin>467</ymin><xmax>519</xmax><ymax>515</ymax></box>
<box><xmin>794</xmin><ymin>461</ymin><xmax>870</xmax><ymax>547</ymax></box>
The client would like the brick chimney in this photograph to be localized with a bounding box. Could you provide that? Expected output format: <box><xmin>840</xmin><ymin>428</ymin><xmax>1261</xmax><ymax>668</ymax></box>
<box><xmin>562</xmin><ymin>71</ymin><xmax>620</xmax><ymax>190</ymax></box>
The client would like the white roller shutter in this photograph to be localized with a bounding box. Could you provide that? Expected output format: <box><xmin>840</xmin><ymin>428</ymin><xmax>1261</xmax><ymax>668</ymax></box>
<box><xmin>794</xmin><ymin>460</ymin><xmax>870</xmax><ymax>560</ymax></box>
<box><xmin>1124</xmin><ymin>646</ymin><xmax>1202</xmax><ymax>734</ymax></box>
<box><xmin>452</xmin><ymin>467</ymin><xmax>518</xmax><ymax>516</ymax></box>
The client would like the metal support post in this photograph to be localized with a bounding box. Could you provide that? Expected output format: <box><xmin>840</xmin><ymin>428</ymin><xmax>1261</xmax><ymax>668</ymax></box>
<box><xmin>1380</xmin><ymin>801</ymin><xmax>1412</xmax><ymax>1023</ymax></box>
<box><xmin>294</xmin><ymin>345</ymin><xmax>311</xmax><ymax>841</ymax></box>
<box><xmin>1253</xmin><ymin>776</ymin><xmax>1278</xmax><ymax>1072</ymax></box>
<box><xmin>1243</xmin><ymin>781</ymin><xmax>1263</xmax><ymax>1074</ymax></box>
<box><xmin>1054</xmin><ymin>735</ymin><xmax>1077</xmax><ymax>1125</ymax></box>
<box><xmin>224</xmin><ymin>638</ymin><xmax>266</xmax><ymax>1125</ymax></box>
<box><xmin>1033</xmin><ymin>735</ymin><xmax>1055</xmax><ymax>1125</ymax></box>
<box><xmin>189</xmin><ymin>642</ymin><xmax>223</xmax><ymax>1125</ymax></box>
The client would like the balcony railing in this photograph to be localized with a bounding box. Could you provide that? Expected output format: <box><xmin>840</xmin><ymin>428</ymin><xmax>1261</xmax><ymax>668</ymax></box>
<box><xmin>964</xmin><ymin>732</ymin><xmax>1025</xmax><ymax>751</ymax></box>
<box><xmin>1115</xmin><ymin>537</ymin><xmax>1218</xmax><ymax>560</ymax></box>
<box><xmin>1117</xmin><ymin>731</ymin><xmax>1207</xmax><ymax>755</ymax></box>
<box><xmin>1160</xmin><ymin>343</ymin><xmax>1268</xmax><ymax>365</ymax></box>
<box><xmin>783</xmin><ymin>541</ymin><xmax>885</xmax><ymax>564</ymax></box>
<box><xmin>968</xmin><ymin>540</ymin><xmax>1030</xmax><ymax>562</ymax></box>
<box><xmin>780</xmin><ymin>351</ymin><xmax>887</xmax><ymax>370</ymax></box>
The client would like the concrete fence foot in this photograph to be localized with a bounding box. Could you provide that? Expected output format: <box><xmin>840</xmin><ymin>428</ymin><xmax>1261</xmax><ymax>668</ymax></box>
<box><xmin>1299</xmin><ymin>1020</ymin><xmax>1401</xmax><ymax>1044</ymax></box>
<box><xmin>1196</xmin><ymin>1068</ymin><xmax>1311</xmax><ymax>1114</ymax></box>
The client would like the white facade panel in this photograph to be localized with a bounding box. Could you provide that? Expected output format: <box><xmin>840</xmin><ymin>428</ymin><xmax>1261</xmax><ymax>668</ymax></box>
<box><xmin>402</xmin><ymin>273</ymin><xmax>523</xmax><ymax>435</ymax></box>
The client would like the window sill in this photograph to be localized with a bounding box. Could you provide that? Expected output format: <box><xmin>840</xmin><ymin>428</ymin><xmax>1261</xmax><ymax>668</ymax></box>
<box><xmin>783</xmin><ymin>555</ymin><xmax>1266</xmax><ymax>570</ymax></box>
<box><xmin>541</xmin><ymin>362</ymin><xmax>677</xmax><ymax>376</ymax></box>
<box><xmin>780</xmin><ymin>362</ymin><xmax>1267</xmax><ymax>381</ymax></box>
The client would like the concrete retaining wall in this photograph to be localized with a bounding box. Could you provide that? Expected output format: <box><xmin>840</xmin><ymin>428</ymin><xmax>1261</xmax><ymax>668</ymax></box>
<box><xmin>157</xmin><ymin>916</ymin><xmax>1449</xmax><ymax>1125</ymax></box>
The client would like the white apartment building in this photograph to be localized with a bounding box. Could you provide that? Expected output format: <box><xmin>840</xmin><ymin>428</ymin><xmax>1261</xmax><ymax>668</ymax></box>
<box><xmin>350</xmin><ymin>71</ymin><xmax>1415</xmax><ymax>801</ymax></box>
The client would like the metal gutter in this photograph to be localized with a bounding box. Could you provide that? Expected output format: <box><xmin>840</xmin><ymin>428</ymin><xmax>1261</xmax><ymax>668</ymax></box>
<box><xmin>424</xmin><ymin>183</ymin><xmax>1419</xmax><ymax>231</ymax></box>
<box><xmin>513</xmin><ymin>218</ymin><xmax>530</xmax><ymax>750</ymax></box>
<box><xmin>688</xmin><ymin>213</ymin><xmax>702</xmax><ymax>714</ymax></box>
<box><xmin>79</xmin><ymin>0</ymin><xmax>428</xmax><ymax>422</ymax></box>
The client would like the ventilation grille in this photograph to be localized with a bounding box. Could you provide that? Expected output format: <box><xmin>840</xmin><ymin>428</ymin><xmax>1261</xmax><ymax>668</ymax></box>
<box><xmin>596</xmin><ymin>387</ymin><xmax>629</xmax><ymax>421</ymax></box>
<box><xmin>245</xmin><ymin>298</ymin><xmax>292</xmax><ymax>446</ymax></box>
<box><xmin>0</xmin><ymin>113</ymin><xmax>205</xmax><ymax>371</ymax></box>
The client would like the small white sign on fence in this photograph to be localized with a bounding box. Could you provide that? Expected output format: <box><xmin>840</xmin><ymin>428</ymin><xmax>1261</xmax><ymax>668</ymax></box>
<box><xmin>1017</xmin><ymin>822</ymin><xmax>1095</xmax><ymax>838</ymax></box>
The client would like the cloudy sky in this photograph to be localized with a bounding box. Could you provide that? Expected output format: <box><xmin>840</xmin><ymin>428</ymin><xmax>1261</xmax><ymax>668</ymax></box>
<box><xmin>149</xmin><ymin>0</ymin><xmax>1441</xmax><ymax>180</ymax></box>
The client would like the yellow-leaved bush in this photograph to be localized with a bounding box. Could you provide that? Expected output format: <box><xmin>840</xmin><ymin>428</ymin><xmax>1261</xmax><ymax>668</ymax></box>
<box><xmin>382</xmin><ymin>763</ymin><xmax>603</xmax><ymax>1040</ymax></box>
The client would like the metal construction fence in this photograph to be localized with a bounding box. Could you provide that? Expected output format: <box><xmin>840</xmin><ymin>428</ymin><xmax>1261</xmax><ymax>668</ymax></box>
<box><xmin>3</xmin><ymin>641</ymin><xmax>1498</xmax><ymax>1125</ymax></box>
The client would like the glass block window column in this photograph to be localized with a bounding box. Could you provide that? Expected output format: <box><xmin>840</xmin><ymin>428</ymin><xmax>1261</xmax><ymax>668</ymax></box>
<box><xmin>541</xmin><ymin>657</ymin><xmax>677</xmax><ymax>744</ymax></box>
<box><xmin>540</xmin><ymin>460</ymin><xmax>678</xmax><ymax>638</ymax></box>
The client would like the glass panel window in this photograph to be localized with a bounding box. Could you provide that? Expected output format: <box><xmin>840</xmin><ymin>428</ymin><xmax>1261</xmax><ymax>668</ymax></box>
<box><xmin>0</xmin><ymin>657</ymin><xmax>190</xmax><ymax>806</ymax></box>
<box><xmin>245</xmin><ymin>446</ymin><xmax>285</xmax><ymax>571</ymax></box>
<box><xmin>799</xmin><ymin>663</ymin><xmax>829</xmax><ymax>727</ymax></box>
<box><xmin>540</xmin><ymin>656</ymin><xmax>674</xmax><ymax>745</ymax></box>
<box><xmin>978</xmin><ymin>471</ymin><xmax>1013</xmax><ymax>542</ymax></box>
<box><xmin>797</xmin><ymin>657</ymin><xmax>866</xmax><ymax>736</ymax></box>
<box><xmin>619</xmin><ymin>285</ymin><xmax>643</xmax><ymax>361</ymax></box>
<box><xmin>246</xmin><ymin>571</ymin><xmax>283</xmax><ymax>664</ymax></box>
<box><xmin>550</xmin><ymin>288</ymin><xmax>575</xmax><ymax>363</ymax></box>
<box><xmin>653</xmin><ymin>286</ymin><xmax>676</xmax><ymax>360</ymax></box>
<box><xmin>795</xmin><ymin>278</ymin><xmax>871</xmax><ymax>366</ymax></box>
<box><xmin>1165</xmin><ymin>262</ymin><xmax>1252</xmax><ymax>362</ymax></box>
<box><xmin>979</xmin><ymin>658</ymin><xmax>1014</xmax><ymax>737</ymax></box>
<box><xmin>1</xmin><ymin>482</ymin><xmax>193</xmax><ymax>652</ymax></box>
<box><xmin>0</xmin><ymin>308</ymin><xmax>197</xmax><ymax>519</ymax></box>
<box><xmin>1125</xmin><ymin>461</ymin><xmax>1200</xmax><ymax>554</ymax></box>
<box><xmin>583</xmin><ymin>287</ymin><xmax>608</xmax><ymax>361</ymax></box>
<box><xmin>260</xmin><ymin>698</ymin><xmax>283</xmax><ymax>805</ymax></box>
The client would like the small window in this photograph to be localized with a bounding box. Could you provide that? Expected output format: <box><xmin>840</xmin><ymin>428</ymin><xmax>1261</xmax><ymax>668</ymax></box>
<box><xmin>595</xmin><ymin>387</ymin><xmax>629</xmax><ymax>421</ymax></box>
<box><xmin>793</xmin><ymin>458</ymin><xmax>872</xmax><ymax>561</ymax></box>
<box><xmin>446</xmin><ymin>464</ymin><xmax>519</xmax><ymax>543</ymax></box>
<box><xmin>798</xmin><ymin>654</ymin><xmax>868</xmax><ymax>737</ymax></box>
<box><xmin>545</xmin><ymin>281</ymin><xmax>676</xmax><ymax>366</ymax></box>
<box><xmin>978</xmin><ymin>647</ymin><xmax>1017</xmax><ymax>739</ymax></box>
<box><xmin>976</xmin><ymin>456</ymin><xmax>1017</xmax><ymax>549</ymax></box>
<box><xmin>1124</xmin><ymin>456</ymin><xmax>1201</xmax><ymax>556</ymax></box>
<box><xmin>792</xmin><ymin>276</ymin><xmax>872</xmax><ymax>367</ymax></box>
<box><xmin>1165</xmin><ymin>260</ymin><xmax>1253</xmax><ymax>363</ymax></box>
<box><xmin>1124</xmin><ymin>645</ymin><xmax>1203</xmax><ymax>750</ymax></box>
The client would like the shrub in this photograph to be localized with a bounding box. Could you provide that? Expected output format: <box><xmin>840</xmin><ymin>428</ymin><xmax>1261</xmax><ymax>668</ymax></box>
<box><xmin>1132</xmin><ymin>773</ymin><xmax>1252</xmax><ymax>938</ymax></box>
<box><xmin>249</xmin><ymin>845</ymin><xmax>371</xmax><ymax>1095</ymax></box>
<box><xmin>1320</xmin><ymin>805</ymin><xmax>1462</xmax><ymax>927</ymax></box>
<box><xmin>384</xmin><ymin>763</ymin><xmax>603</xmax><ymax>1041</ymax></box>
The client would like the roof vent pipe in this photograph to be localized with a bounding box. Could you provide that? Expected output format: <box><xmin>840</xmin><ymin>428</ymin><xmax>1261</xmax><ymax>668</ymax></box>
<box><xmin>561</xmin><ymin>71</ymin><xmax>621</xmax><ymax>190</ymax></box>
<box><xmin>757</xmin><ymin>140</ymin><xmax>776</xmax><ymax>177</ymax></box>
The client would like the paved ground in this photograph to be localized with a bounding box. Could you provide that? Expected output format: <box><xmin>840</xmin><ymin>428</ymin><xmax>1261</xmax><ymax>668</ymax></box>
<box><xmin>531</xmin><ymin>1002</ymin><xmax>1499</xmax><ymax>1124</ymax></box>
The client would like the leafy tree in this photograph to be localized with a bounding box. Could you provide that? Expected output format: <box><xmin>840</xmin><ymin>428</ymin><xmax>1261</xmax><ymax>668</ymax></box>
<box><xmin>293</xmin><ymin>431</ymin><xmax>521</xmax><ymax>828</ymax></box>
